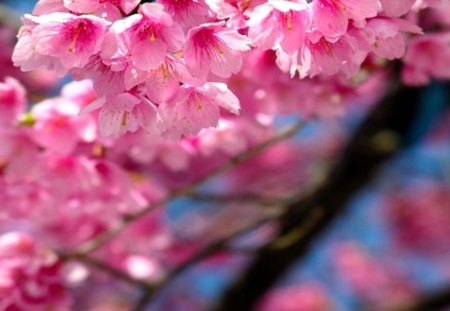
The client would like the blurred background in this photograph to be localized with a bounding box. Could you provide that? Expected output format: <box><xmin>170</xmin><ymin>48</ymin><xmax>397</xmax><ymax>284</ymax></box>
<box><xmin>0</xmin><ymin>0</ymin><xmax>449</xmax><ymax>310</ymax></box>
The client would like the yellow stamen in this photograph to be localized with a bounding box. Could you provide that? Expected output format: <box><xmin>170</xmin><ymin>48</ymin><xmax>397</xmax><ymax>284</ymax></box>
<box><xmin>149</xmin><ymin>32</ymin><xmax>156</xmax><ymax>42</ymax></box>
<box><xmin>321</xmin><ymin>39</ymin><xmax>333</xmax><ymax>56</ymax></box>
<box><xmin>161</xmin><ymin>63</ymin><xmax>168</xmax><ymax>80</ymax></box>
<box><xmin>121</xmin><ymin>111</ymin><xmax>128</xmax><ymax>127</ymax></box>
<box><xmin>240</xmin><ymin>0</ymin><xmax>251</xmax><ymax>11</ymax></box>
<box><xmin>331</xmin><ymin>0</ymin><xmax>347</xmax><ymax>11</ymax></box>
<box><xmin>68</xmin><ymin>24</ymin><xmax>84</xmax><ymax>53</ymax></box>
<box><xmin>286</xmin><ymin>14</ymin><xmax>293</xmax><ymax>32</ymax></box>
<box><xmin>92</xmin><ymin>144</ymin><xmax>104</xmax><ymax>157</ymax></box>
<box><xmin>194</xmin><ymin>94</ymin><xmax>203</xmax><ymax>111</ymax></box>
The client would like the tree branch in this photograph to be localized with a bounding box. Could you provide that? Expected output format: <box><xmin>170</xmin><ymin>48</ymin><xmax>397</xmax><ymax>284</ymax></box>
<box><xmin>59</xmin><ymin>252</ymin><xmax>154</xmax><ymax>289</ymax></box>
<box><xmin>72</xmin><ymin>120</ymin><xmax>306</xmax><ymax>257</ymax></box>
<box><xmin>211</xmin><ymin>74</ymin><xmax>429</xmax><ymax>311</ymax></box>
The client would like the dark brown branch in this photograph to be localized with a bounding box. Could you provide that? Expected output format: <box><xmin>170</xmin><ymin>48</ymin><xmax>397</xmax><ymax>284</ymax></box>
<box><xmin>59</xmin><ymin>252</ymin><xmax>154</xmax><ymax>289</ymax></box>
<box><xmin>211</xmin><ymin>74</ymin><xmax>428</xmax><ymax>311</ymax></box>
<box><xmin>74</xmin><ymin>120</ymin><xmax>306</xmax><ymax>256</ymax></box>
<box><xmin>132</xmin><ymin>215</ymin><xmax>276</xmax><ymax>311</ymax></box>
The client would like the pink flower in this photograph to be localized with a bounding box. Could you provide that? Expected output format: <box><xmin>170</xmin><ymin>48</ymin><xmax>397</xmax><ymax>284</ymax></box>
<box><xmin>402</xmin><ymin>32</ymin><xmax>450</xmax><ymax>85</ymax></box>
<box><xmin>0</xmin><ymin>232</ymin><xmax>70</xmax><ymax>311</ymax></box>
<box><xmin>30</xmin><ymin>96</ymin><xmax>96</xmax><ymax>155</ymax></box>
<box><xmin>158</xmin><ymin>83</ymin><xmax>240</xmax><ymax>138</ymax></box>
<box><xmin>184</xmin><ymin>21</ymin><xmax>251</xmax><ymax>80</ymax></box>
<box><xmin>258</xmin><ymin>284</ymin><xmax>332</xmax><ymax>311</ymax></box>
<box><xmin>158</xmin><ymin>0</ymin><xmax>210</xmax><ymax>29</ymax></box>
<box><xmin>386</xmin><ymin>183</ymin><xmax>450</xmax><ymax>255</ymax></box>
<box><xmin>0</xmin><ymin>77</ymin><xmax>26</xmax><ymax>127</ymax></box>
<box><xmin>14</xmin><ymin>13</ymin><xmax>110</xmax><ymax>72</ymax></box>
<box><xmin>121</xmin><ymin>132</ymin><xmax>195</xmax><ymax>171</ymax></box>
<box><xmin>334</xmin><ymin>243</ymin><xmax>418</xmax><ymax>308</ymax></box>
<box><xmin>13</xmin><ymin>15</ymin><xmax>67</xmax><ymax>76</ymax></box>
<box><xmin>205</xmin><ymin>0</ymin><xmax>266</xmax><ymax>29</ymax></box>
<box><xmin>64</xmin><ymin>0</ymin><xmax>140</xmax><ymax>20</ymax></box>
<box><xmin>247</xmin><ymin>0</ymin><xmax>310</xmax><ymax>54</ymax></box>
<box><xmin>111</xmin><ymin>3</ymin><xmax>184</xmax><ymax>71</ymax></box>
<box><xmin>312</xmin><ymin>0</ymin><xmax>380</xmax><ymax>37</ymax></box>
<box><xmin>124</xmin><ymin>55</ymin><xmax>197</xmax><ymax>104</ymax></box>
<box><xmin>0</xmin><ymin>128</ymin><xmax>40</xmax><ymax>184</ymax></box>
<box><xmin>198</xmin><ymin>120</ymin><xmax>248</xmax><ymax>156</ymax></box>
<box><xmin>70</xmin><ymin>56</ymin><xmax>126</xmax><ymax>96</ymax></box>
<box><xmin>292</xmin><ymin>34</ymin><xmax>365</xmax><ymax>78</ymax></box>
<box><xmin>33</xmin><ymin>0</ymin><xmax>68</xmax><ymax>16</ymax></box>
<box><xmin>358</xmin><ymin>17</ymin><xmax>423</xmax><ymax>60</ymax></box>
<box><xmin>379</xmin><ymin>0</ymin><xmax>415</xmax><ymax>17</ymax></box>
<box><xmin>83</xmin><ymin>92</ymin><xmax>159</xmax><ymax>137</ymax></box>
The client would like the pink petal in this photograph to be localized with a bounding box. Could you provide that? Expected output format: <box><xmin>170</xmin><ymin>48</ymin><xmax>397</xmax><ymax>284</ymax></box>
<box><xmin>132</xmin><ymin>39</ymin><xmax>167</xmax><ymax>71</ymax></box>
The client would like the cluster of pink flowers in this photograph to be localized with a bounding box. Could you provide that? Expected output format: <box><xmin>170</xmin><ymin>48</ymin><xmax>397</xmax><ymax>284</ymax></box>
<box><xmin>334</xmin><ymin>243</ymin><xmax>418</xmax><ymax>309</ymax></box>
<box><xmin>0</xmin><ymin>232</ymin><xmax>70</xmax><ymax>311</ymax></box>
<box><xmin>258</xmin><ymin>283</ymin><xmax>332</xmax><ymax>311</ymax></box>
<box><xmin>0</xmin><ymin>73</ymin><xmax>346</xmax><ymax>309</ymax></box>
<box><xmin>12</xmin><ymin>0</ymin><xmax>448</xmax><ymax>138</ymax></box>
<box><xmin>2</xmin><ymin>0</ymin><xmax>450</xmax><ymax>309</ymax></box>
<box><xmin>385</xmin><ymin>182</ymin><xmax>450</xmax><ymax>256</ymax></box>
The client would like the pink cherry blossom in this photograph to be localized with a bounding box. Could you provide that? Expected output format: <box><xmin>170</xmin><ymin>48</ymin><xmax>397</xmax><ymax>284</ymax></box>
<box><xmin>206</xmin><ymin>0</ymin><xmax>266</xmax><ymax>28</ymax></box>
<box><xmin>358</xmin><ymin>17</ymin><xmax>423</xmax><ymax>60</ymax></box>
<box><xmin>111</xmin><ymin>3</ymin><xmax>184</xmax><ymax>71</ymax></box>
<box><xmin>299</xmin><ymin>34</ymin><xmax>364</xmax><ymax>78</ymax></box>
<box><xmin>13</xmin><ymin>15</ymin><xmax>67</xmax><ymax>76</ymax></box>
<box><xmin>379</xmin><ymin>0</ymin><xmax>415</xmax><ymax>17</ymax></box>
<box><xmin>247</xmin><ymin>0</ymin><xmax>310</xmax><ymax>54</ymax></box>
<box><xmin>334</xmin><ymin>243</ymin><xmax>418</xmax><ymax>309</ymax></box>
<box><xmin>64</xmin><ymin>0</ymin><xmax>140</xmax><ymax>20</ymax></box>
<box><xmin>71</xmin><ymin>56</ymin><xmax>126</xmax><ymax>97</ymax></box>
<box><xmin>158</xmin><ymin>82</ymin><xmax>240</xmax><ymax>138</ymax></box>
<box><xmin>184</xmin><ymin>21</ymin><xmax>251</xmax><ymax>80</ymax></box>
<box><xmin>312</xmin><ymin>0</ymin><xmax>381</xmax><ymax>38</ymax></box>
<box><xmin>0</xmin><ymin>232</ymin><xmax>71</xmax><ymax>311</ymax></box>
<box><xmin>124</xmin><ymin>54</ymin><xmax>196</xmax><ymax>104</ymax></box>
<box><xmin>14</xmin><ymin>13</ymin><xmax>110</xmax><ymax>73</ymax></box>
<box><xmin>0</xmin><ymin>77</ymin><xmax>26</xmax><ymax>127</ymax></box>
<box><xmin>158</xmin><ymin>0</ymin><xmax>211</xmax><ymax>29</ymax></box>
<box><xmin>402</xmin><ymin>32</ymin><xmax>450</xmax><ymax>85</ymax></box>
<box><xmin>258</xmin><ymin>283</ymin><xmax>333</xmax><ymax>311</ymax></box>
<box><xmin>84</xmin><ymin>92</ymin><xmax>159</xmax><ymax>138</ymax></box>
<box><xmin>30</xmin><ymin>97</ymin><xmax>96</xmax><ymax>155</ymax></box>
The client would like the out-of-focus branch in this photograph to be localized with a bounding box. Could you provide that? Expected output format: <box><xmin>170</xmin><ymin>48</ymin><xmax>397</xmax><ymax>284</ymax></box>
<box><xmin>187</xmin><ymin>192</ymin><xmax>287</xmax><ymax>206</ymax></box>
<box><xmin>59</xmin><ymin>253</ymin><xmax>154</xmax><ymax>289</ymax></box>
<box><xmin>56</xmin><ymin>120</ymin><xmax>307</xmax><ymax>309</ymax></box>
<box><xmin>73</xmin><ymin>119</ymin><xmax>306</xmax><ymax>257</ymax></box>
<box><xmin>211</xmin><ymin>73</ymin><xmax>430</xmax><ymax>311</ymax></box>
<box><xmin>131</xmin><ymin>159</ymin><xmax>328</xmax><ymax>311</ymax></box>
<box><xmin>132</xmin><ymin>215</ymin><xmax>277</xmax><ymax>311</ymax></box>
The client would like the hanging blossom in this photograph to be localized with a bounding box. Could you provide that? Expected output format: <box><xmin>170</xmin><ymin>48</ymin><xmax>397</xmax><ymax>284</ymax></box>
<box><xmin>11</xmin><ymin>0</ymin><xmax>449</xmax><ymax>138</ymax></box>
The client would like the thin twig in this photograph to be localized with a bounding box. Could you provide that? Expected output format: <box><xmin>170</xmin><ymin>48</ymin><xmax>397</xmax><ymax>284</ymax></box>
<box><xmin>130</xmin><ymin>160</ymin><xmax>328</xmax><ymax>310</ymax></box>
<box><xmin>188</xmin><ymin>192</ymin><xmax>292</xmax><ymax>206</ymax></box>
<box><xmin>72</xmin><ymin>120</ymin><xmax>306</xmax><ymax>256</ymax></box>
<box><xmin>59</xmin><ymin>252</ymin><xmax>154</xmax><ymax>289</ymax></box>
<box><xmin>132</xmin><ymin>215</ymin><xmax>277</xmax><ymax>311</ymax></box>
<box><xmin>211</xmin><ymin>72</ymin><xmax>427</xmax><ymax>311</ymax></box>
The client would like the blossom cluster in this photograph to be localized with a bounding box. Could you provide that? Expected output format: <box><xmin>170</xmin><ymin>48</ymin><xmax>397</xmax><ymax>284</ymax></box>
<box><xmin>2</xmin><ymin>0</ymin><xmax>450</xmax><ymax>309</ymax></box>
<box><xmin>0</xmin><ymin>232</ymin><xmax>70</xmax><ymax>311</ymax></box>
<box><xmin>0</xmin><ymin>73</ymin><xmax>345</xmax><ymax>309</ymax></box>
<box><xmin>12</xmin><ymin>0</ymin><xmax>448</xmax><ymax>138</ymax></box>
